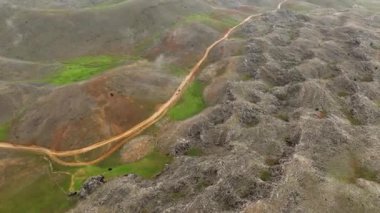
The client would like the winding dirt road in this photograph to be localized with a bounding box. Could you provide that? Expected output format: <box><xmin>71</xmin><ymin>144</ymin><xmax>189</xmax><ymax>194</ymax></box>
<box><xmin>0</xmin><ymin>0</ymin><xmax>288</xmax><ymax>166</ymax></box>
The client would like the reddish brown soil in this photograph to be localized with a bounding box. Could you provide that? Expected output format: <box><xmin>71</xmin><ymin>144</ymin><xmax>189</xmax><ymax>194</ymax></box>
<box><xmin>48</xmin><ymin>74</ymin><xmax>156</xmax><ymax>151</ymax></box>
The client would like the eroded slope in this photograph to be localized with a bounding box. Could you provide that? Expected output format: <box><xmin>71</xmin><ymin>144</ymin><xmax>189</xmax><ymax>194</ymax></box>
<box><xmin>73</xmin><ymin>2</ymin><xmax>380</xmax><ymax>212</ymax></box>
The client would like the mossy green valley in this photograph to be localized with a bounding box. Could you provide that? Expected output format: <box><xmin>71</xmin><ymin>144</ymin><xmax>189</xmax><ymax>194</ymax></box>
<box><xmin>168</xmin><ymin>81</ymin><xmax>206</xmax><ymax>120</ymax></box>
<box><xmin>47</xmin><ymin>55</ymin><xmax>139</xmax><ymax>85</ymax></box>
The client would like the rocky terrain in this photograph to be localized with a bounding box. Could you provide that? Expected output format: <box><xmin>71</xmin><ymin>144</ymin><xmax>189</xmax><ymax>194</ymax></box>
<box><xmin>72</xmin><ymin>1</ymin><xmax>380</xmax><ymax>212</ymax></box>
<box><xmin>0</xmin><ymin>0</ymin><xmax>282</xmax><ymax>212</ymax></box>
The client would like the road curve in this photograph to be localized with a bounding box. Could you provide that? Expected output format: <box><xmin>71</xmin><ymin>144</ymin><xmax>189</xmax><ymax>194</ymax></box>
<box><xmin>0</xmin><ymin>0</ymin><xmax>288</xmax><ymax>166</ymax></box>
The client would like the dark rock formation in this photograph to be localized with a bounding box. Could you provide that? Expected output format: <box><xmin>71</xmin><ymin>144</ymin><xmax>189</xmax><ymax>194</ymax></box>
<box><xmin>78</xmin><ymin>176</ymin><xmax>106</xmax><ymax>199</ymax></box>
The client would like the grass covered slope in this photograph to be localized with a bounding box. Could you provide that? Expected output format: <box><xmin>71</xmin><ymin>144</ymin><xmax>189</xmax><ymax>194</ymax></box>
<box><xmin>70</xmin><ymin>150</ymin><xmax>171</xmax><ymax>191</ymax></box>
<box><xmin>0</xmin><ymin>0</ymin><xmax>211</xmax><ymax>61</ymax></box>
<box><xmin>168</xmin><ymin>81</ymin><xmax>206</xmax><ymax>120</ymax></box>
<box><xmin>47</xmin><ymin>55</ymin><xmax>137</xmax><ymax>85</ymax></box>
<box><xmin>0</xmin><ymin>174</ymin><xmax>73</xmax><ymax>213</ymax></box>
<box><xmin>0</xmin><ymin>155</ymin><xmax>74</xmax><ymax>213</ymax></box>
<box><xmin>0</xmin><ymin>150</ymin><xmax>171</xmax><ymax>213</ymax></box>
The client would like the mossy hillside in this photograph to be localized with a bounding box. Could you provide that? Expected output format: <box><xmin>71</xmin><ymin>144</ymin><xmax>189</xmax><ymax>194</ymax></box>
<box><xmin>260</xmin><ymin>170</ymin><xmax>271</xmax><ymax>181</ymax></box>
<box><xmin>70</xmin><ymin>150</ymin><xmax>171</xmax><ymax>191</ymax></box>
<box><xmin>167</xmin><ymin>64</ymin><xmax>188</xmax><ymax>76</ymax></box>
<box><xmin>0</xmin><ymin>173</ymin><xmax>74</xmax><ymax>213</ymax></box>
<box><xmin>48</xmin><ymin>55</ymin><xmax>140</xmax><ymax>85</ymax></box>
<box><xmin>168</xmin><ymin>81</ymin><xmax>206</xmax><ymax>120</ymax></box>
<box><xmin>0</xmin><ymin>155</ymin><xmax>74</xmax><ymax>213</ymax></box>
<box><xmin>328</xmin><ymin>154</ymin><xmax>379</xmax><ymax>184</ymax></box>
<box><xmin>185</xmin><ymin>147</ymin><xmax>204</xmax><ymax>157</ymax></box>
<box><xmin>0</xmin><ymin>149</ymin><xmax>171</xmax><ymax>213</ymax></box>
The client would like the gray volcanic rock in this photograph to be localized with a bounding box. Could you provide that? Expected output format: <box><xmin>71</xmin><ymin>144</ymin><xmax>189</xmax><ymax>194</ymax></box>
<box><xmin>72</xmin><ymin>2</ymin><xmax>380</xmax><ymax>213</ymax></box>
<box><xmin>78</xmin><ymin>176</ymin><xmax>106</xmax><ymax>198</ymax></box>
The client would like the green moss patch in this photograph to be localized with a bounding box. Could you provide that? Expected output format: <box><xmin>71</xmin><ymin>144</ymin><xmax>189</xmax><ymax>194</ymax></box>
<box><xmin>376</xmin><ymin>100</ymin><xmax>380</xmax><ymax>108</ymax></box>
<box><xmin>71</xmin><ymin>150</ymin><xmax>171</xmax><ymax>191</ymax></box>
<box><xmin>185</xmin><ymin>147</ymin><xmax>204</xmax><ymax>157</ymax></box>
<box><xmin>265</xmin><ymin>157</ymin><xmax>280</xmax><ymax>166</ymax></box>
<box><xmin>0</xmin><ymin>174</ymin><xmax>73</xmax><ymax>213</ymax></box>
<box><xmin>0</xmin><ymin>155</ymin><xmax>74</xmax><ymax>213</ymax></box>
<box><xmin>47</xmin><ymin>55</ymin><xmax>139</xmax><ymax>85</ymax></box>
<box><xmin>170</xmin><ymin>191</ymin><xmax>187</xmax><ymax>200</ymax></box>
<box><xmin>260</xmin><ymin>170</ymin><xmax>271</xmax><ymax>182</ymax></box>
<box><xmin>167</xmin><ymin>64</ymin><xmax>188</xmax><ymax>76</ymax></box>
<box><xmin>195</xmin><ymin>179</ymin><xmax>212</xmax><ymax>192</ymax></box>
<box><xmin>0</xmin><ymin>122</ymin><xmax>11</xmax><ymax>140</ymax></box>
<box><xmin>87</xmin><ymin>0</ymin><xmax>128</xmax><ymax>9</ymax></box>
<box><xmin>338</xmin><ymin>91</ymin><xmax>350</xmax><ymax>97</ymax></box>
<box><xmin>276</xmin><ymin>112</ymin><xmax>290</xmax><ymax>122</ymax></box>
<box><xmin>168</xmin><ymin>81</ymin><xmax>206</xmax><ymax>120</ymax></box>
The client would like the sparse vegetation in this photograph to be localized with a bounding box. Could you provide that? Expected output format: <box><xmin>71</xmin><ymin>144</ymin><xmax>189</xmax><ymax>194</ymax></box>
<box><xmin>343</xmin><ymin>110</ymin><xmax>362</xmax><ymax>126</ymax></box>
<box><xmin>168</xmin><ymin>81</ymin><xmax>206</xmax><ymax>120</ymax></box>
<box><xmin>329</xmin><ymin>154</ymin><xmax>378</xmax><ymax>184</ymax></box>
<box><xmin>183</xmin><ymin>13</ymin><xmax>239</xmax><ymax>32</ymax></box>
<box><xmin>133</xmin><ymin>32</ymin><xmax>162</xmax><ymax>55</ymax></box>
<box><xmin>0</xmin><ymin>173</ymin><xmax>74</xmax><ymax>213</ymax></box>
<box><xmin>87</xmin><ymin>0</ymin><xmax>129</xmax><ymax>10</ymax></box>
<box><xmin>265</xmin><ymin>157</ymin><xmax>281</xmax><ymax>166</ymax></box>
<box><xmin>0</xmin><ymin>155</ymin><xmax>74</xmax><ymax>213</ymax></box>
<box><xmin>195</xmin><ymin>179</ymin><xmax>211</xmax><ymax>191</ymax></box>
<box><xmin>354</xmin><ymin>165</ymin><xmax>378</xmax><ymax>182</ymax></box>
<box><xmin>285</xmin><ymin>2</ymin><xmax>315</xmax><ymax>13</ymax></box>
<box><xmin>338</xmin><ymin>91</ymin><xmax>350</xmax><ymax>97</ymax></box>
<box><xmin>47</xmin><ymin>55</ymin><xmax>139</xmax><ymax>85</ymax></box>
<box><xmin>376</xmin><ymin>100</ymin><xmax>380</xmax><ymax>108</ymax></box>
<box><xmin>361</xmin><ymin>75</ymin><xmax>374</xmax><ymax>82</ymax></box>
<box><xmin>260</xmin><ymin>170</ymin><xmax>271</xmax><ymax>181</ymax></box>
<box><xmin>185</xmin><ymin>147</ymin><xmax>204</xmax><ymax>157</ymax></box>
<box><xmin>241</xmin><ymin>74</ymin><xmax>252</xmax><ymax>81</ymax></box>
<box><xmin>171</xmin><ymin>191</ymin><xmax>187</xmax><ymax>200</ymax></box>
<box><xmin>167</xmin><ymin>64</ymin><xmax>188</xmax><ymax>76</ymax></box>
<box><xmin>276</xmin><ymin>112</ymin><xmax>290</xmax><ymax>122</ymax></box>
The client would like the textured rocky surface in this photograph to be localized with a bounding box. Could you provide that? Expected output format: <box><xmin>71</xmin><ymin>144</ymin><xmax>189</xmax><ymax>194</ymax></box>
<box><xmin>71</xmin><ymin>3</ymin><xmax>380</xmax><ymax>213</ymax></box>
<box><xmin>78</xmin><ymin>175</ymin><xmax>106</xmax><ymax>198</ymax></box>
<box><xmin>72</xmin><ymin>4</ymin><xmax>380</xmax><ymax>213</ymax></box>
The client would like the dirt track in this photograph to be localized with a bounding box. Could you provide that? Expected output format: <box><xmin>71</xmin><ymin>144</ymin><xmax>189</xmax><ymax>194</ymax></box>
<box><xmin>0</xmin><ymin>0</ymin><xmax>288</xmax><ymax>166</ymax></box>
